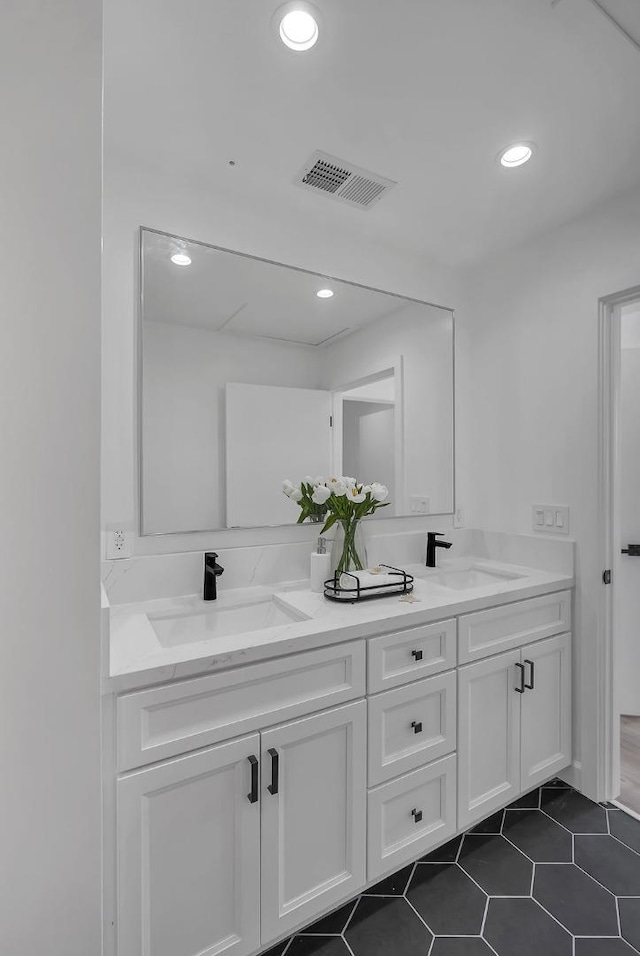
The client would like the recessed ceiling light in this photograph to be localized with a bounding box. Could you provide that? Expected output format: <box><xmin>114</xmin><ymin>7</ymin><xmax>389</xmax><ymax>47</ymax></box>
<box><xmin>499</xmin><ymin>143</ymin><xmax>535</xmax><ymax>168</ymax></box>
<box><xmin>171</xmin><ymin>252</ymin><xmax>192</xmax><ymax>266</ymax></box>
<box><xmin>317</xmin><ymin>289</ymin><xmax>334</xmax><ymax>298</ymax></box>
<box><xmin>277</xmin><ymin>2</ymin><xmax>319</xmax><ymax>51</ymax></box>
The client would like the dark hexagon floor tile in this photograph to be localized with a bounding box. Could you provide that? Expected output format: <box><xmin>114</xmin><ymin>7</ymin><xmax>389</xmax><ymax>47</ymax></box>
<box><xmin>575</xmin><ymin>835</ymin><xmax>640</xmax><ymax>895</ymax></box>
<box><xmin>431</xmin><ymin>938</ymin><xmax>494</xmax><ymax>956</ymax></box>
<box><xmin>609</xmin><ymin>809</ymin><xmax>640</xmax><ymax>854</ymax></box>
<box><xmin>458</xmin><ymin>833</ymin><xmax>533</xmax><ymax>896</ymax></box>
<box><xmin>544</xmin><ymin>778</ymin><xmax>572</xmax><ymax>789</ymax></box>
<box><xmin>533</xmin><ymin>864</ymin><xmax>618</xmax><ymax>936</ymax></box>
<box><xmin>484</xmin><ymin>898</ymin><xmax>572</xmax><ymax>956</ymax></box>
<box><xmin>420</xmin><ymin>835</ymin><xmax>462</xmax><ymax>863</ymax></box>
<box><xmin>575</xmin><ymin>938</ymin><xmax>638</xmax><ymax>956</ymax></box>
<box><xmin>503</xmin><ymin>808</ymin><xmax>573</xmax><ymax>862</ymax></box>
<box><xmin>302</xmin><ymin>901</ymin><xmax>356</xmax><ymax>935</ymax></box>
<box><xmin>471</xmin><ymin>810</ymin><xmax>504</xmax><ymax>834</ymax></box>
<box><xmin>406</xmin><ymin>863</ymin><xmax>486</xmax><ymax>936</ymax></box>
<box><xmin>619</xmin><ymin>897</ymin><xmax>640</xmax><ymax>952</ymax></box>
<box><xmin>541</xmin><ymin>788</ymin><xmax>608</xmax><ymax>833</ymax></box>
<box><xmin>261</xmin><ymin>942</ymin><xmax>290</xmax><ymax>956</ymax></box>
<box><xmin>363</xmin><ymin>865</ymin><xmax>414</xmax><ymax>897</ymax></box>
<box><xmin>287</xmin><ymin>936</ymin><xmax>351</xmax><ymax>956</ymax></box>
<box><xmin>345</xmin><ymin>896</ymin><xmax>432</xmax><ymax>956</ymax></box>
<box><xmin>508</xmin><ymin>788</ymin><xmax>540</xmax><ymax>810</ymax></box>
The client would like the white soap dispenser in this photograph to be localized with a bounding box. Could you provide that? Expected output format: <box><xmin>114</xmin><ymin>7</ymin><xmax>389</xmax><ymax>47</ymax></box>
<box><xmin>310</xmin><ymin>536</ymin><xmax>331</xmax><ymax>593</ymax></box>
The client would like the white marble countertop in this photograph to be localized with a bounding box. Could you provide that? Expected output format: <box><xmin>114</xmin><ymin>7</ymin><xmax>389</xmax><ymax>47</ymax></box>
<box><xmin>106</xmin><ymin>556</ymin><xmax>574</xmax><ymax>693</ymax></box>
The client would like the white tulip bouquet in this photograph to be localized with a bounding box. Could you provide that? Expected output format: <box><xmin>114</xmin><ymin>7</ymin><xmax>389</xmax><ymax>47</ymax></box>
<box><xmin>283</xmin><ymin>476</ymin><xmax>390</xmax><ymax>574</ymax></box>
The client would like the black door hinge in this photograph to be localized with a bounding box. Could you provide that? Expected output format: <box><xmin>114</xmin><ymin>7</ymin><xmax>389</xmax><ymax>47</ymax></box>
<box><xmin>603</xmin><ymin>570</ymin><xmax>612</xmax><ymax>585</ymax></box>
<box><xmin>329</xmin><ymin>415</ymin><xmax>333</xmax><ymax>427</ymax></box>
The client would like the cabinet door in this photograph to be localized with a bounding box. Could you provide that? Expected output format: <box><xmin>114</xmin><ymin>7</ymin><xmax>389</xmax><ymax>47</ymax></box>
<box><xmin>458</xmin><ymin>650</ymin><xmax>522</xmax><ymax>829</ymax></box>
<box><xmin>117</xmin><ymin>734</ymin><xmax>260</xmax><ymax>956</ymax></box>
<box><xmin>260</xmin><ymin>700</ymin><xmax>366</xmax><ymax>944</ymax></box>
<box><xmin>521</xmin><ymin>633</ymin><xmax>572</xmax><ymax>790</ymax></box>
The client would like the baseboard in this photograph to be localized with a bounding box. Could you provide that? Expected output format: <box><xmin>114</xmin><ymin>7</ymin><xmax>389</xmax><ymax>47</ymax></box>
<box><xmin>559</xmin><ymin>760</ymin><xmax>582</xmax><ymax>791</ymax></box>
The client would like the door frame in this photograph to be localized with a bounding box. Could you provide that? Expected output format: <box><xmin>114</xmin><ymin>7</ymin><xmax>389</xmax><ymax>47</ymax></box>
<box><xmin>597</xmin><ymin>284</ymin><xmax>640</xmax><ymax>802</ymax></box>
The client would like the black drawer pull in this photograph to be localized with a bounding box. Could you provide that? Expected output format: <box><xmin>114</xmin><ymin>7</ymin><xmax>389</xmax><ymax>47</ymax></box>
<box><xmin>515</xmin><ymin>662</ymin><xmax>525</xmax><ymax>694</ymax></box>
<box><xmin>411</xmin><ymin>649</ymin><xmax>423</xmax><ymax>662</ymax></box>
<box><xmin>411</xmin><ymin>721</ymin><xmax>423</xmax><ymax>734</ymax></box>
<box><xmin>247</xmin><ymin>755</ymin><xmax>259</xmax><ymax>804</ymax></box>
<box><xmin>267</xmin><ymin>748</ymin><xmax>279</xmax><ymax>795</ymax></box>
<box><xmin>412</xmin><ymin>808</ymin><xmax>423</xmax><ymax>823</ymax></box>
<box><xmin>524</xmin><ymin>659</ymin><xmax>535</xmax><ymax>690</ymax></box>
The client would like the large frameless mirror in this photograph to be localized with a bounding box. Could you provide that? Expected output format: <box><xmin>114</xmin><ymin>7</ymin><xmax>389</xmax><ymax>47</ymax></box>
<box><xmin>139</xmin><ymin>227</ymin><xmax>455</xmax><ymax>535</ymax></box>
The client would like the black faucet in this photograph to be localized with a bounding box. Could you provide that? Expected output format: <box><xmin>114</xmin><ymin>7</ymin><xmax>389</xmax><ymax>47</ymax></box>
<box><xmin>204</xmin><ymin>552</ymin><xmax>224</xmax><ymax>601</ymax></box>
<box><xmin>426</xmin><ymin>532</ymin><xmax>453</xmax><ymax>568</ymax></box>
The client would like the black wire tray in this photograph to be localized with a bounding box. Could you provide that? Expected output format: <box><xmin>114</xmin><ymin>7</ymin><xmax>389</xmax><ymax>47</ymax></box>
<box><xmin>324</xmin><ymin>564</ymin><xmax>414</xmax><ymax>603</ymax></box>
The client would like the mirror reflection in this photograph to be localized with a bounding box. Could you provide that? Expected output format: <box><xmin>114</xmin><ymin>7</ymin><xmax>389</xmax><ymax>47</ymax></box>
<box><xmin>140</xmin><ymin>228</ymin><xmax>454</xmax><ymax>534</ymax></box>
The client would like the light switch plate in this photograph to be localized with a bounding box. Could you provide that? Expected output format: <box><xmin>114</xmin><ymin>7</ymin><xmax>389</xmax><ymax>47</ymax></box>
<box><xmin>410</xmin><ymin>496</ymin><xmax>430</xmax><ymax>514</ymax></box>
<box><xmin>532</xmin><ymin>504</ymin><xmax>569</xmax><ymax>535</ymax></box>
<box><xmin>453</xmin><ymin>507</ymin><xmax>465</xmax><ymax>529</ymax></box>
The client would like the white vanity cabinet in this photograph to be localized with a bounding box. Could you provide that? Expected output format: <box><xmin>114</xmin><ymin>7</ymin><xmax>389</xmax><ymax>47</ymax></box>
<box><xmin>108</xmin><ymin>586</ymin><xmax>574</xmax><ymax>956</ymax></box>
<box><xmin>117</xmin><ymin>734</ymin><xmax>261</xmax><ymax>956</ymax></box>
<box><xmin>260</xmin><ymin>701</ymin><xmax>366</xmax><ymax>941</ymax></box>
<box><xmin>457</xmin><ymin>631</ymin><xmax>572</xmax><ymax>829</ymax></box>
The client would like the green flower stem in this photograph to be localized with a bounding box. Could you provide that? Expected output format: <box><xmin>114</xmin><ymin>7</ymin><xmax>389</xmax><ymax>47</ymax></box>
<box><xmin>336</xmin><ymin>518</ymin><xmax>364</xmax><ymax>575</ymax></box>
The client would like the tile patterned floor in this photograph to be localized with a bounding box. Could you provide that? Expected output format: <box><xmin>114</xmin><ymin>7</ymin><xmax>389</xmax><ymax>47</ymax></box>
<box><xmin>262</xmin><ymin>780</ymin><xmax>640</xmax><ymax>956</ymax></box>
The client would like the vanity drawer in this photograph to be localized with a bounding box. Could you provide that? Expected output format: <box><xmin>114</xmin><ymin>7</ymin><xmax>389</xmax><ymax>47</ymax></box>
<box><xmin>458</xmin><ymin>590</ymin><xmax>572</xmax><ymax>664</ymax></box>
<box><xmin>368</xmin><ymin>672</ymin><xmax>456</xmax><ymax>786</ymax></box>
<box><xmin>367</xmin><ymin>754</ymin><xmax>457</xmax><ymax>881</ymax></box>
<box><xmin>367</xmin><ymin>619</ymin><xmax>456</xmax><ymax>693</ymax></box>
<box><xmin>116</xmin><ymin>641</ymin><xmax>365</xmax><ymax>771</ymax></box>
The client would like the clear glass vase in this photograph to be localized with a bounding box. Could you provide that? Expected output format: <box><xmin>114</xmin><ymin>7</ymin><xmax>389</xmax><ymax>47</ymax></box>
<box><xmin>330</xmin><ymin>518</ymin><xmax>368</xmax><ymax>577</ymax></box>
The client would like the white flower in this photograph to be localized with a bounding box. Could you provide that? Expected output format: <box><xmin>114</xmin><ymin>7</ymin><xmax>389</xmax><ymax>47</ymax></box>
<box><xmin>330</xmin><ymin>480</ymin><xmax>347</xmax><ymax>497</ymax></box>
<box><xmin>371</xmin><ymin>482</ymin><xmax>389</xmax><ymax>502</ymax></box>
<box><xmin>361</xmin><ymin>485</ymin><xmax>372</xmax><ymax>495</ymax></box>
<box><xmin>313</xmin><ymin>476</ymin><xmax>326</xmax><ymax>487</ymax></box>
<box><xmin>282</xmin><ymin>479</ymin><xmax>295</xmax><ymax>497</ymax></box>
<box><xmin>312</xmin><ymin>485</ymin><xmax>331</xmax><ymax>505</ymax></box>
<box><xmin>349</xmin><ymin>487</ymin><xmax>366</xmax><ymax>504</ymax></box>
<box><xmin>303</xmin><ymin>475</ymin><xmax>315</xmax><ymax>487</ymax></box>
<box><xmin>343</xmin><ymin>476</ymin><xmax>356</xmax><ymax>488</ymax></box>
<box><xmin>289</xmin><ymin>487</ymin><xmax>303</xmax><ymax>502</ymax></box>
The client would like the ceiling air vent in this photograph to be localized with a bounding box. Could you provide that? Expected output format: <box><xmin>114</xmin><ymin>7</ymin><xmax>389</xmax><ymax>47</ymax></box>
<box><xmin>294</xmin><ymin>151</ymin><xmax>396</xmax><ymax>210</ymax></box>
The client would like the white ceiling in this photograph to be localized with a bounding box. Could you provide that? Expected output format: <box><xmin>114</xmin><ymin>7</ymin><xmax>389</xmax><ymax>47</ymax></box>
<box><xmin>142</xmin><ymin>229</ymin><xmax>419</xmax><ymax>342</ymax></box>
<box><xmin>104</xmin><ymin>0</ymin><xmax>640</xmax><ymax>268</ymax></box>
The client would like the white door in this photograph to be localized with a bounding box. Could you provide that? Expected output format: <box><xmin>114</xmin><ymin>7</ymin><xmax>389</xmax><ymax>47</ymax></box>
<box><xmin>260</xmin><ymin>700</ymin><xmax>367</xmax><ymax>944</ymax></box>
<box><xmin>458</xmin><ymin>649</ymin><xmax>522</xmax><ymax>829</ymax></box>
<box><xmin>225</xmin><ymin>382</ymin><xmax>332</xmax><ymax>527</ymax></box>
<box><xmin>520</xmin><ymin>633</ymin><xmax>572</xmax><ymax>790</ymax></box>
<box><xmin>117</xmin><ymin>734</ymin><xmax>260</xmax><ymax>956</ymax></box>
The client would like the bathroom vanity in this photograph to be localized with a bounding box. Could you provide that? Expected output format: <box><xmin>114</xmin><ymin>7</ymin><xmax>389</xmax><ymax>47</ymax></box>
<box><xmin>103</xmin><ymin>546</ymin><xmax>573</xmax><ymax>956</ymax></box>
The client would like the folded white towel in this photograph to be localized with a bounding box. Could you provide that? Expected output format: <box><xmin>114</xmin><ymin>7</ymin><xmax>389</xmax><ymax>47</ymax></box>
<box><xmin>338</xmin><ymin>568</ymin><xmax>404</xmax><ymax>593</ymax></box>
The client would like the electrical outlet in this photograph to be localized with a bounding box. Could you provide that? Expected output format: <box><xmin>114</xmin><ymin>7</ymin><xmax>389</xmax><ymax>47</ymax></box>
<box><xmin>410</xmin><ymin>496</ymin><xmax>430</xmax><ymax>514</ymax></box>
<box><xmin>105</xmin><ymin>528</ymin><xmax>133</xmax><ymax>559</ymax></box>
<box><xmin>453</xmin><ymin>507</ymin><xmax>465</xmax><ymax>529</ymax></box>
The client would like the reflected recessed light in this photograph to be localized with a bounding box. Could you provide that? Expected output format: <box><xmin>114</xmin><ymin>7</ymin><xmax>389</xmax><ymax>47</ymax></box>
<box><xmin>171</xmin><ymin>252</ymin><xmax>192</xmax><ymax>266</ymax></box>
<box><xmin>499</xmin><ymin>143</ymin><xmax>534</xmax><ymax>168</ymax></box>
<box><xmin>277</xmin><ymin>3</ymin><xmax>319</xmax><ymax>51</ymax></box>
<box><xmin>317</xmin><ymin>289</ymin><xmax>334</xmax><ymax>298</ymax></box>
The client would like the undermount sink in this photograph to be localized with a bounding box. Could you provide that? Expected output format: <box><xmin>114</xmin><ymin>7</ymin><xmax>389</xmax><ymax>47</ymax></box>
<box><xmin>148</xmin><ymin>595</ymin><xmax>309</xmax><ymax>648</ymax></box>
<box><xmin>423</xmin><ymin>566</ymin><xmax>526</xmax><ymax>591</ymax></box>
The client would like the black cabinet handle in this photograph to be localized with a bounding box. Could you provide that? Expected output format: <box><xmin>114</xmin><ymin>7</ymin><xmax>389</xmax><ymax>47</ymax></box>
<box><xmin>267</xmin><ymin>748</ymin><xmax>279</xmax><ymax>795</ymax></box>
<box><xmin>524</xmin><ymin>659</ymin><xmax>535</xmax><ymax>690</ymax></box>
<box><xmin>622</xmin><ymin>544</ymin><xmax>640</xmax><ymax>556</ymax></box>
<box><xmin>411</xmin><ymin>649</ymin><xmax>423</xmax><ymax>662</ymax></box>
<box><xmin>411</xmin><ymin>808</ymin><xmax>423</xmax><ymax>823</ymax></box>
<box><xmin>247</xmin><ymin>755</ymin><xmax>259</xmax><ymax>804</ymax></box>
<box><xmin>515</xmin><ymin>662</ymin><xmax>525</xmax><ymax>694</ymax></box>
<box><xmin>411</xmin><ymin>721</ymin><xmax>423</xmax><ymax>734</ymax></box>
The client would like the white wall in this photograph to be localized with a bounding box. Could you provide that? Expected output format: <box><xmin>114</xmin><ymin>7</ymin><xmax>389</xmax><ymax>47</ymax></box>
<box><xmin>617</xmin><ymin>341</ymin><xmax>640</xmax><ymax>715</ymax></box>
<box><xmin>142</xmin><ymin>322</ymin><xmax>322</xmax><ymax>533</ymax></box>
<box><xmin>102</xmin><ymin>156</ymin><xmax>458</xmax><ymax>553</ymax></box>
<box><xmin>343</xmin><ymin>401</ymin><xmax>396</xmax><ymax>507</ymax></box>
<box><xmin>456</xmin><ymin>184</ymin><xmax>640</xmax><ymax>797</ymax></box>
<box><xmin>0</xmin><ymin>2</ymin><xmax>102</xmax><ymax>954</ymax></box>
